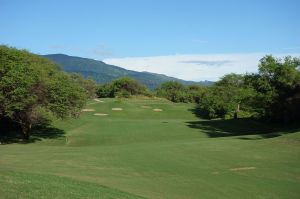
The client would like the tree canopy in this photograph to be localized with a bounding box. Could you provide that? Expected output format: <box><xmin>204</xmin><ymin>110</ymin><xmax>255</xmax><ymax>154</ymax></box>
<box><xmin>0</xmin><ymin>45</ymin><xmax>89</xmax><ymax>139</ymax></box>
<box><xmin>96</xmin><ymin>77</ymin><xmax>150</xmax><ymax>98</ymax></box>
<box><xmin>245</xmin><ymin>55</ymin><xmax>300</xmax><ymax>122</ymax></box>
<box><xmin>156</xmin><ymin>81</ymin><xmax>206</xmax><ymax>103</ymax></box>
<box><xmin>196</xmin><ymin>55</ymin><xmax>300</xmax><ymax>122</ymax></box>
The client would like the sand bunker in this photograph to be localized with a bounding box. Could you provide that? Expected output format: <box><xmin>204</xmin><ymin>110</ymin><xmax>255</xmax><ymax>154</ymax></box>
<box><xmin>229</xmin><ymin>167</ymin><xmax>256</xmax><ymax>171</ymax></box>
<box><xmin>141</xmin><ymin>105</ymin><xmax>151</xmax><ymax>109</ymax></box>
<box><xmin>94</xmin><ymin>113</ymin><xmax>108</xmax><ymax>116</ymax></box>
<box><xmin>82</xmin><ymin>109</ymin><xmax>95</xmax><ymax>112</ymax></box>
<box><xmin>94</xmin><ymin>99</ymin><xmax>104</xmax><ymax>102</ymax></box>
<box><xmin>112</xmin><ymin>108</ymin><xmax>123</xmax><ymax>111</ymax></box>
<box><xmin>153</xmin><ymin>108</ymin><xmax>163</xmax><ymax>112</ymax></box>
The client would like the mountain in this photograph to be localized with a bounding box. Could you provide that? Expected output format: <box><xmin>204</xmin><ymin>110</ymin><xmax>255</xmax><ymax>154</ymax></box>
<box><xmin>43</xmin><ymin>54</ymin><xmax>213</xmax><ymax>89</ymax></box>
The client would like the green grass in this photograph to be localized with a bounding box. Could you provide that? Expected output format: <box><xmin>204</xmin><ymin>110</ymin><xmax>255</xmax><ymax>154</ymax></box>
<box><xmin>1</xmin><ymin>98</ymin><xmax>300</xmax><ymax>199</ymax></box>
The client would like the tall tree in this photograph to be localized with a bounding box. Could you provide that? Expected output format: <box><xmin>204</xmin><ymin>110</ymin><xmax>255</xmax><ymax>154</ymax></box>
<box><xmin>245</xmin><ymin>55</ymin><xmax>300</xmax><ymax>122</ymax></box>
<box><xmin>0</xmin><ymin>45</ymin><xmax>88</xmax><ymax>139</ymax></box>
<box><xmin>199</xmin><ymin>74</ymin><xmax>255</xmax><ymax>119</ymax></box>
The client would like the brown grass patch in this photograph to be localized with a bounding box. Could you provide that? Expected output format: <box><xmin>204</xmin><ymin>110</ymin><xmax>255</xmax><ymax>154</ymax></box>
<box><xmin>153</xmin><ymin>108</ymin><xmax>163</xmax><ymax>112</ymax></box>
<box><xmin>141</xmin><ymin>106</ymin><xmax>151</xmax><ymax>109</ymax></box>
<box><xmin>112</xmin><ymin>108</ymin><xmax>123</xmax><ymax>111</ymax></box>
<box><xmin>81</xmin><ymin>109</ymin><xmax>95</xmax><ymax>112</ymax></box>
<box><xmin>229</xmin><ymin>167</ymin><xmax>256</xmax><ymax>171</ymax></box>
<box><xmin>94</xmin><ymin>99</ymin><xmax>104</xmax><ymax>102</ymax></box>
<box><xmin>94</xmin><ymin>113</ymin><xmax>108</xmax><ymax>116</ymax></box>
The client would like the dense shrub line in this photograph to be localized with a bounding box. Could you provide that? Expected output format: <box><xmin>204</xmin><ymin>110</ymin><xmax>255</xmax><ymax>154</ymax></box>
<box><xmin>0</xmin><ymin>46</ymin><xmax>96</xmax><ymax>139</ymax></box>
<box><xmin>96</xmin><ymin>55</ymin><xmax>300</xmax><ymax>123</ymax></box>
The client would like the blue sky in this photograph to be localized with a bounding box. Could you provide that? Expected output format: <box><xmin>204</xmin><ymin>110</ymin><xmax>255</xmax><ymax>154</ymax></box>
<box><xmin>1</xmin><ymin>0</ymin><xmax>300</xmax><ymax>80</ymax></box>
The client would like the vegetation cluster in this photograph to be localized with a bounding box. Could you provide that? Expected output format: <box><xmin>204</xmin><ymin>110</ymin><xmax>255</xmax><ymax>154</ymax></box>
<box><xmin>0</xmin><ymin>46</ymin><xmax>96</xmax><ymax>140</ymax></box>
<box><xmin>1</xmin><ymin>45</ymin><xmax>299</xmax><ymax>140</ymax></box>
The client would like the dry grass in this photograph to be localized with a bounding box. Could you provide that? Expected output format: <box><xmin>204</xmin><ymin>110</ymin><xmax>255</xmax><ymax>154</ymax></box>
<box><xmin>153</xmin><ymin>108</ymin><xmax>163</xmax><ymax>112</ymax></box>
<box><xmin>82</xmin><ymin>109</ymin><xmax>96</xmax><ymax>112</ymax></box>
<box><xmin>94</xmin><ymin>99</ymin><xmax>104</xmax><ymax>102</ymax></box>
<box><xmin>112</xmin><ymin>108</ymin><xmax>123</xmax><ymax>111</ymax></box>
<box><xmin>229</xmin><ymin>167</ymin><xmax>256</xmax><ymax>171</ymax></box>
<box><xmin>141</xmin><ymin>106</ymin><xmax>151</xmax><ymax>109</ymax></box>
<box><xmin>94</xmin><ymin>113</ymin><xmax>108</xmax><ymax>116</ymax></box>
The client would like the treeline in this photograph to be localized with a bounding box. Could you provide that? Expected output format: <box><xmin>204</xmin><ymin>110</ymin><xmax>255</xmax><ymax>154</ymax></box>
<box><xmin>0</xmin><ymin>46</ymin><xmax>96</xmax><ymax>140</ymax></box>
<box><xmin>1</xmin><ymin>45</ymin><xmax>299</xmax><ymax>140</ymax></box>
<box><xmin>199</xmin><ymin>55</ymin><xmax>300</xmax><ymax>123</ymax></box>
<box><xmin>95</xmin><ymin>55</ymin><xmax>300</xmax><ymax>123</ymax></box>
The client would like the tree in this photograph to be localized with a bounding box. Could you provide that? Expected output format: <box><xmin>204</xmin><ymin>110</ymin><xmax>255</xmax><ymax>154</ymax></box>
<box><xmin>96</xmin><ymin>77</ymin><xmax>150</xmax><ymax>98</ymax></box>
<box><xmin>187</xmin><ymin>85</ymin><xmax>207</xmax><ymax>103</ymax></box>
<box><xmin>96</xmin><ymin>83</ymin><xmax>114</xmax><ymax>98</ymax></box>
<box><xmin>199</xmin><ymin>74</ymin><xmax>255</xmax><ymax>119</ymax></box>
<box><xmin>0</xmin><ymin>45</ymin><xmax>88</xmax><ymax>139</ymax></box>
<box><xmin>70</xmin><ymin>73</ymin><xmax>97</xmax><ymax>99</ymax></box>
<box><xmin>156</xmin><ymin>81</ymin><xmax>190</xmax><ymax>102</ymax></box>
<box><xmin>245</xmin><ymin>55</ymin><xmax>300</xmax><ymax>122</ymax></box>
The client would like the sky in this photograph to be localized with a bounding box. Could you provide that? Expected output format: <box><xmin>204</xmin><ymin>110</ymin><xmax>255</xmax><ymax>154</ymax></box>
<box><xmin>1</xmin><ymin>0</ymin><xmax>300</xmax><ymax>81</ymax></box>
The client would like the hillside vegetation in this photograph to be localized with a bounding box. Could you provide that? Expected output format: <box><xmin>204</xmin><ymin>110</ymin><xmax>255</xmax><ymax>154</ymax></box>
<box><xmin>43</xmin><ymin>54</ymin><xmax>213</xmax><ymax>89</ymax></box>
<box><xmin>0</xmin><ymin>46</ymin><xmax>93</xmax><ymax>140</ymax></box>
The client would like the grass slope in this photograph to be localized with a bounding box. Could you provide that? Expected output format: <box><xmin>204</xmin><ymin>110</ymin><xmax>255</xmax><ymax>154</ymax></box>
<box><xmin>1</xmin><ymin>98</ymin><xmax>300</xmax><ymax>199</ymax></box>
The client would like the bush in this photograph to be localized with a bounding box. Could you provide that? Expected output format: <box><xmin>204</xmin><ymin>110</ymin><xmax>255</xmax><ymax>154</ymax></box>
<box><xmin>0</xmin><ymin>45</ymin><xmax>88</xmax><ymax>139</ymax></box>
<box><xmin>96</xmin><ymin>77</ymin><xmax>150</xmax><ymax>98</ymax></box>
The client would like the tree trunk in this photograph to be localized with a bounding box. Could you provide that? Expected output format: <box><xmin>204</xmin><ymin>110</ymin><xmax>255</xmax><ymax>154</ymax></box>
<box><xmin>21</xmin><ymin>122</ymin><xmax>32</xmax><ymax>140</ymax></box>
<box><xmin>234</xmin><ymin>103</ymin><xmax>240</xmax><ymax>119</ymax></box>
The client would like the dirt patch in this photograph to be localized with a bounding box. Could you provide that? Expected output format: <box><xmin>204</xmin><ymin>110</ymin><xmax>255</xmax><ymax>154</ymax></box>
<box><xmin>81</xmin><ymin>109</ymin><xmax>95</xmax><ymax>112</ymax></box>
<box><xmin>112</xmin><ymin>108</ymin><xmax>123</xmax><ymax>111</ymax></box>
<box><xmin>153</xmin><ymin>108</ymin><xmax>163</xmax><ymax>112</ymax></box>
<box><xmin>94</xmin><ymin>113</ymin><xmax>108</xmax><ymax>116</ymax></box>
<box><xmin>229</xmin><ymin>167</ymin><xmax>256</xmax><ymax>171</ymax></box>
<box><xmin>141</xmin><ymin>106</ymin><xmax>151</xmax><ymax>109</ymax></box>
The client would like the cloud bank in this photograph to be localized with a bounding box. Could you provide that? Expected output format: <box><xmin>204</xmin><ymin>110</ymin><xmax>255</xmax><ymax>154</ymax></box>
<box><xmin>104</xmin><ymin>53</ymin><xmax>300</xmax><ymax>81</ymax></box>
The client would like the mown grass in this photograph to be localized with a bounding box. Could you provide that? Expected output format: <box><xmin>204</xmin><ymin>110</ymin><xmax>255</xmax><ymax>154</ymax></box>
<box><xmin>1</xmin><ymin>98</ymin><xmax>300</xmax><ymax>199</ymax></box>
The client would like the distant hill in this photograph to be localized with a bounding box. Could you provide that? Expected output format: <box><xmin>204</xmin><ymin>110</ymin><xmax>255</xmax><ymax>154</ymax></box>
<box><xmin>43</xmin><ymin>54</ymin><xmax>213</xmax><ymax>89</ymax></box>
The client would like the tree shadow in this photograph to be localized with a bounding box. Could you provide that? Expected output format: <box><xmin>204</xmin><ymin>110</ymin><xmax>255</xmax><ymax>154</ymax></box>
<box><xmin>189</xmin><ymin>106</ymin><xmax>211</xmax><ymax>119</ymax></box>
<box><xmin>187</xmin><ymin>107</ymin><xmax>300</xmax><ymax>139</ymax></box>
<box><xmin>0</xmin><ymin>123</ymin><xmax>65</xmax><ymax>144</ymax></box>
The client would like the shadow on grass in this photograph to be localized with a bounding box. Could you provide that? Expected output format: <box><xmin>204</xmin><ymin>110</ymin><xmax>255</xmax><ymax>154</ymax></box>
<box><xmin>187</xmin><ymin>107</ymin><xmax>300</xmax><ymax>139</ymax></box>
<box><xmin>0</xmin><ymin>125</ymin><xmax>65</xmax><ymax>144</ymax></box>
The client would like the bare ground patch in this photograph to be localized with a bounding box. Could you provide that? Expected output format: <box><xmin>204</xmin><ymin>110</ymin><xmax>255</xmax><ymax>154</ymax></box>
<box><xmin>229</xmin><ymin>167</ymin><xmax>256</xmax><ymax>171</ymax></box>
<box><xmin>112</xmin><ymin>108</ymin><xmax>123</xmax><ymax>111</ymax></box>
<box><xmin>94</xmin><ymin>99</ymin><xmax>104</xmax><ymax>102</ymax></box>
<box><xmin>153</xmin><ymin>108</ymin><xmax>163</xmax><ymax>112</ymax></box>
<box><xmin>141</xmin><ymin>106</ymin><xmax>151</xmax><ymax>109</ymax></box>
<box><xmin>94</xmin><ymin>113</ymin><xmax>108</xmax><ymax>116</ymax></box>
<box><xmin>82</xmin><ymin>109</ymin><xmax>95</xmax><ymax>112</ymax></box>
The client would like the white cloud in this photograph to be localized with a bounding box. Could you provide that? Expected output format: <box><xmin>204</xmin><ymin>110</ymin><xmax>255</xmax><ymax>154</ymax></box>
<box><xmin>103</xmin><ymin>53</ymin><xmax>300</xmax><ymax>81</ymax></box>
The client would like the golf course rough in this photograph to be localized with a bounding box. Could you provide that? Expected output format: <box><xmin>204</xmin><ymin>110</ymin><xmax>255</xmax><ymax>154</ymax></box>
<box><xmin>1</xmin><ymin>98</ymin><xmax>299</xmax><ymax>199</ymax></box>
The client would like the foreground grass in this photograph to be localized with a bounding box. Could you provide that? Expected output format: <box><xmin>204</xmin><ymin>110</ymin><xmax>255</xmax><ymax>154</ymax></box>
<box><xmin>1</xmin><ymin>98</ymin><xmax>300</xmax><ymax>199</ymax></box>
<box><xmin>0</xmin><ymin>169</ymin><xmax>145</xmax><ymax>199</ymax></box>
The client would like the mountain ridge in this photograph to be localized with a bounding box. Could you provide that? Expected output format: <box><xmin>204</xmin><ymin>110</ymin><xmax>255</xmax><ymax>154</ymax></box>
<box><xmin>43</xmin><ymin>54</ymin><xmax>213</xmax><ymax>89</ymax></box>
